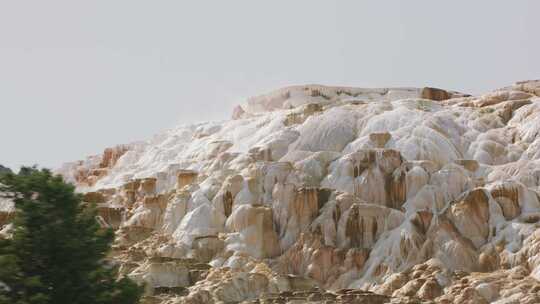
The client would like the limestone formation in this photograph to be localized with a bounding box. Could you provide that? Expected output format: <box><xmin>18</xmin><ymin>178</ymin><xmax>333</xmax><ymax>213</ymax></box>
<box><xmin>46</xmin><ymin>80</ymin><xmax>540</xmax><ymax>303</ymax></box>
<box><xmin>176</xmin><ymin>170</ymin><xmax>198</xmax><ymax>190</ymax></box>
<box><xmin>58</xmin><ymin>144</ymin><xmax>132</xmax><ymax>188</ymax></box>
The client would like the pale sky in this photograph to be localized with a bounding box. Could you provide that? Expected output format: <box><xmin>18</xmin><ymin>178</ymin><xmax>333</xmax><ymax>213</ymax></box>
<box><xmin>1</xmin><ymin>1</ymin><xmax>539</xmax><ymax>170</ymax></box>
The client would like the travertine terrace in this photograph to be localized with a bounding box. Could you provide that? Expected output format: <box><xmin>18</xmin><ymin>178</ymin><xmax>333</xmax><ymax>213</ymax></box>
<box><xmin>21</xmin><ymin>80</ymin><xmax>540</xmax><ymax>303</ymax></box>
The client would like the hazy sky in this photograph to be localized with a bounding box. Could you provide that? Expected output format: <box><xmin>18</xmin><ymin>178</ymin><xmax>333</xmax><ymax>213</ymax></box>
<box><xmin>1</xmin><ymin>1</ymin><xmax>539</xmax><ymax>170</ymax></box>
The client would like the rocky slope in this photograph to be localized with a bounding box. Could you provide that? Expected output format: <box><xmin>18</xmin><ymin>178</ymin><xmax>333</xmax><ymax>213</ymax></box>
<box><xmin>47</xmin><ymin>80</ymin><xmax>540</xmax><ymax>303</ymax></box>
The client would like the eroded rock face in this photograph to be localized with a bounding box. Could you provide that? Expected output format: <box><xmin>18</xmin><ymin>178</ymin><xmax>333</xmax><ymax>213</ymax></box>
<box><xmin>58</xmin><ymin>144</ymin><xmax>132</xmax><ymax>188</ymax></box>
<box><xmin>226</xmin><ymin>204</ymin><xmax>280</xmax><ymax>259</ymax></box>
<box><xmin>176</xmin><ymin>170</ymin><xmax>198</xmax><ymax>190</ymax></box>
<box><xmin>52</xmin><ymin>81</ymin><xmax>540</xmax><ymax>304</ymax></box>
<box><xmin>444</xmin><ymin>189</ymin><xmax>490</xmax><ymax>249</ymax></box>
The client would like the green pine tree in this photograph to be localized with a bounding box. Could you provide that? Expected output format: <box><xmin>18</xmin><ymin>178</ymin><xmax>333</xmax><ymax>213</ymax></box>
<box><xmin>0</xmin><ymin>167</ymin><xmax>143</xmax><ymax>304</ymax></box>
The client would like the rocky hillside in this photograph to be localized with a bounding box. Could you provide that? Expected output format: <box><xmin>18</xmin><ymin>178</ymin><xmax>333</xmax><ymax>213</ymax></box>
<box><xmin>49</xmin><ymin>80</ymin><xmax>540</xmax><ymax>303</ymax></box>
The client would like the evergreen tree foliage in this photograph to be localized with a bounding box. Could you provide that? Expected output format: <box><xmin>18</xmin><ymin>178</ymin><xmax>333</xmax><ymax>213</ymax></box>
<box><xmin>0</xmin><ymin>165</ymin><xmax>11</xmax><ymax>176</ymax></box>
<box><xmin>0</xmin><ymin>167</ymin><xmax>143</xmax><ymax>304</ymax></box>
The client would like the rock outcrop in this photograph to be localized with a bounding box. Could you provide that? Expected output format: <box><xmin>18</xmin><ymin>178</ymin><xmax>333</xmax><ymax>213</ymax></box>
<box><xmin>50</xmin><ymin>80</ymin><xmax>540</xmax><ymax>303</ymax></box>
